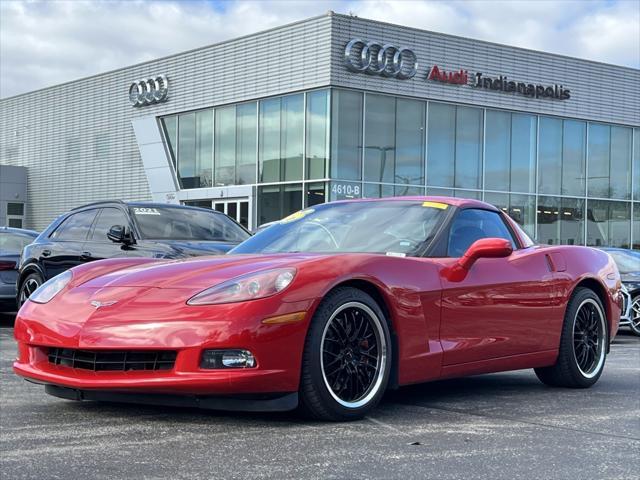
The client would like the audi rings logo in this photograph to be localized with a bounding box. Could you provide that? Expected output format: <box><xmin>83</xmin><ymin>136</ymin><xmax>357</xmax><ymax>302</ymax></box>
<box><xmin>344</xmin><ymin>39</ymin><xmax>418</xmax><ymax>80</ymax></box>
<box><xmin>128</xmin><ymin>75</ymin><xmax>169</xmax><ymax>107</ymax></box>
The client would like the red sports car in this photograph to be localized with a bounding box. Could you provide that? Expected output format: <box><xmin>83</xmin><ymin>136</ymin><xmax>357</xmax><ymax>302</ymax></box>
<box><xmin>14</xmin><ymin>197</ymin><xmax>622</xmax><ymax>421</ymax></box>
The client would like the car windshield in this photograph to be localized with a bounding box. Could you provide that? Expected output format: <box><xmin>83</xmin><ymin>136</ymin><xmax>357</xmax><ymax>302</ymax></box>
<box><xmin>232</xmin><ymin>200</ymin><xmax>448</xmax><ymax>256</ymax></box>
<box><xmin>607</xmin><ymin>250</ymin><xmax>640</xmax><ymax>274</ymax></box>
<box><xmin>130</xmin><ymin>206</ymin><xmax>249</xmax><ymax>242</ymax></box>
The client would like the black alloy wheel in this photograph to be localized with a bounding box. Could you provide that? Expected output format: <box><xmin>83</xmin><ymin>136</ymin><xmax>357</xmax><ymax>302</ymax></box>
<box><xmin>535</xmin><ymin>287</ymin><xmax>607</xmax><ymax>388</ymax></box>
<box><xmin>299</xmin><ymin>287</ymin><xmax>392</xmax><ymax>421</ymax></box>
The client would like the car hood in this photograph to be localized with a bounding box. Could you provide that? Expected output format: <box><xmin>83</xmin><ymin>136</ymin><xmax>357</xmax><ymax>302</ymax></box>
<box><xmin>146</xmin><ymin>239</ymin><xmax>239</xmax><ymax>256</ymax></box>
<box><xmin>79</xmin><ymin>253</ymin><xmax>318</xmax><ymax>290</ymax></box>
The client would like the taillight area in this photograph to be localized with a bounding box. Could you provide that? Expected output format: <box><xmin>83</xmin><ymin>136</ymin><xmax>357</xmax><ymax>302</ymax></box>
<box><xmin>0</xmin><ymin>260</ymin><xmax>16</xmax><ymax>271</ymax></box>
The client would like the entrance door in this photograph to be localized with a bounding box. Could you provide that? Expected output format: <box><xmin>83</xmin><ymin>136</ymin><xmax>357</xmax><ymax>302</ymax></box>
<box><xmin>213</xmin><ymin>198</ymin><xmax>251</xmax><ymax>230</ymax></box>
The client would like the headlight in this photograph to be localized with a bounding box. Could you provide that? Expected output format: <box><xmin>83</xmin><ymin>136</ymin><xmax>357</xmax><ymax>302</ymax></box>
<box><xmin>29</xmin><ymin>270</ymin><xmax>73</xmax><ymax>304</ymax></box>
<box><xmin>187</xmin><ymin>267</ymin><xmax>296</xmax><ymax>305</ymax></box>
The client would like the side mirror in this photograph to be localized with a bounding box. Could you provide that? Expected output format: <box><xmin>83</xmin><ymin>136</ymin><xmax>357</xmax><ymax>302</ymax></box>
<box><xmin>445</xmin><ymin>238</ymin><xmax>513</xmax><ymax>281</ymax></box>
<box><xmin>107</xmin><ymin>225</ymin><xmax>133</xmax><ymax>245</ymax></box>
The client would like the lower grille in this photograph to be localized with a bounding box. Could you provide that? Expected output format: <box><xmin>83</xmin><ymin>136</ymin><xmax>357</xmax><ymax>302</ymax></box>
<box><xmin>47</xmin><ymin>348</ymin><xmax>177</xmax><ymax>371</ymax></box>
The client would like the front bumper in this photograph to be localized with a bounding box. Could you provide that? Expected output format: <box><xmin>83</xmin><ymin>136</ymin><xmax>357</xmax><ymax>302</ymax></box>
<box><xmin>13</xmin><ymin>290</ymin><xmax>313</xmax><ymax>405</ymax></box>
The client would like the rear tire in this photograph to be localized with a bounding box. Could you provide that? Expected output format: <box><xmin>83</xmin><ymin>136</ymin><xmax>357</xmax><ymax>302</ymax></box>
<box><xmin>18</xmin><ymin>272</ymin><xmax>43</xmax><ymax>308</ymax></box>
<box><xmin>629</xmin><ymin>296</ymin><xmax>640</xmax><ymax>337</ymax></box>
<box><xmin>535</xmin><ymin>287</ymin><xmax>608</xmax><ymax>388</ymax></box>
<box><xmin>299</xmin><ymin>287</ymin><xmax>392</xmax><ymax>421</ymax></box>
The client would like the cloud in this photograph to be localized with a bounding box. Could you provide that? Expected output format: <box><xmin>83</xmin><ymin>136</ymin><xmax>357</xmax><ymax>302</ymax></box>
<box><xmin>1</xmin><ymin>0</ymin><xmax>638</xmax><ymax>98</ymax></box>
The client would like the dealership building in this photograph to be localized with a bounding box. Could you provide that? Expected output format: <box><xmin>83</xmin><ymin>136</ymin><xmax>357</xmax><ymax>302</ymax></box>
<box><xmin>1</xmin><ymin>12</ymin><xmax>639</xmax><ymax>248</ymax></box>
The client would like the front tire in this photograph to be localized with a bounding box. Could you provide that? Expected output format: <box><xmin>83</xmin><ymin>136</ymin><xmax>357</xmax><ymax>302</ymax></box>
<box><xmin>535</xmin><ymin>287</ymin><xmax>608</xmax><ymax>388</ymax></box>
<box><xmin>18</xmin><ymin>272</ymin><xmax>43</xmax><ymax>308</ymax></box>
<box><xmin>299</xmin><ymin>287</ymin><xmax>392</xmax><ymax>421</ymax></box>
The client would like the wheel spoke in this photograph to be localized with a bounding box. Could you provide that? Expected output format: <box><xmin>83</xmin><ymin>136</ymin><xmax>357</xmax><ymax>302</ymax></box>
<box><xmin>321</xmin><ymin>303</ymin><xmax>384</xmax><ymax>406</ymax></box>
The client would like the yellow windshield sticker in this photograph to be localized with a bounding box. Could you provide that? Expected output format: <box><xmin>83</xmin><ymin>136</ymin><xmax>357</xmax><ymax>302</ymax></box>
<box><xmin>280</xmin><ymin>208</ymin><xmax>315</xmax><ymax>223</ymax></box>
<box><xmin>422</xmin><ymin>201</ymin><xmax>448</xmax><ymax>210</ymax></box>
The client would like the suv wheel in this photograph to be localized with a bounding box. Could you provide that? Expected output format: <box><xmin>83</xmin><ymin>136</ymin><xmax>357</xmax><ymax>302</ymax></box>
<box><xmin>18</xmin><ymin>273</ymin><xmax>43</xmax><ymax>308</ymax></box>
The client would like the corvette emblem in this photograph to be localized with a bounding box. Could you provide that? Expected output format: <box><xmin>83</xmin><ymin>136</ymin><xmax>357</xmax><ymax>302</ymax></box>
<box><xmin>90</xmin><ymin>300</ymin><xmax>118</xmax><ymax>309</ymax></box>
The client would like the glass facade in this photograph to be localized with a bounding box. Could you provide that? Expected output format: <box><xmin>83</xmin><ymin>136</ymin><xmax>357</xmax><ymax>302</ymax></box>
<box><xmin>160</xmin><ymin>88</ymin><xmax>638</xmax><ymax>247</ymax></box>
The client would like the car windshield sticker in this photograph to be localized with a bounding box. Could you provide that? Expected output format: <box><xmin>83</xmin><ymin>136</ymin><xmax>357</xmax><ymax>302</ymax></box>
<box><xmin>280</xmin><ymin>209</ymin><xmax>315</xmax><ymax>224</ymax></box>
<box><xmin>133</xmin><ymin>207</ymin><xmax>161</xmax><ymax>215</ymax></box>
<box><xmin>386</xmin><ymin>252</ymin><xmax>407</xmax><ymax>257</ymax></box>
<box><xmin>422</xmin><ymin>201</ymin><xmax>448</xmax><ymax>210</ymax></box>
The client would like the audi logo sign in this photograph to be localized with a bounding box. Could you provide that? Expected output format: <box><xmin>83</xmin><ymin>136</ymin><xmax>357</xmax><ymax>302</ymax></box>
<box><xmin>344</xmin><ymin>39</ymin><xmax>418</xmax><ymax>80</ymax></box>
<box><xmin>128</xmin><ymin>75</ymin><xmax>169</xmax><ymax>107</ymax></box>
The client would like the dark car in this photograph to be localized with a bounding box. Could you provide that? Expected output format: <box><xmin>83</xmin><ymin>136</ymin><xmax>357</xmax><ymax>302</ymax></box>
<box><xmin>17</xmin><ymin>201</ymin><xmax>250</xmax><ymax>307</ymax></box>
<box><xmin>602</xmin><ymin>248</ymin><xmax>640</xmax><ymax>336</ymax></box>
<box><xmin>0</xmin><ymin>227</ymin><xmax>39</xmax><ymax>310</ymax></box>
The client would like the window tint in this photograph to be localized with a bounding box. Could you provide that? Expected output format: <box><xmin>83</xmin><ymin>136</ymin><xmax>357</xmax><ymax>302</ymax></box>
<box><xmin>0</xmin><ymin>232</ymin><xmax>37</xmax><ymax>255</ymax></box>
<box><xmin>90</xmin><ymin>208</ymin><xmax>129</xmax><ymax>242</ymax></box>
<box><xmin>131</xmin><ymin>206</ymin><xmax>249</xmax><ymax>242</ymax></box>
<box><xmin>51</xmin><ymin>210</ymin><xmax>97</xmax><ymax>241</ymax></box>
<box><xmin>448</xmin><ymin>209</ymin><xmax>516</xmax><ymax>257</ymax></box>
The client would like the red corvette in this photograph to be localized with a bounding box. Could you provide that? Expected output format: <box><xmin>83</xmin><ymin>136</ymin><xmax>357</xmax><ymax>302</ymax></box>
<box><xmin>14</xmin><ymin>197</ymin><xmax>622</xmax><ymax>421</ymax></box>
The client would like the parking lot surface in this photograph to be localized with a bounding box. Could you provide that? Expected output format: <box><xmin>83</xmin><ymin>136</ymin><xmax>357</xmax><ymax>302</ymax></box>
<box><xmin>1</xmin><ymin>312</ymin><xmax>638</xmax><ymax>480</ymax></box>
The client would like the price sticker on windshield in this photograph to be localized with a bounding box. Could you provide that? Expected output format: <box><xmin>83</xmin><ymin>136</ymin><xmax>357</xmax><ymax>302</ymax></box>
<box><xmin>422</xmin><ymin>201</ymin><xmax>448</xmax><ymax>210</ymax></box>
<box><xmin>280</xmin><ymin>209</ymin><xmax>315</xmax><ymax>224</ymax></box>
<box><xmin>133</xmin><ymin>207</ymin><xmax>161</xmax><ymax>215</ymax></box>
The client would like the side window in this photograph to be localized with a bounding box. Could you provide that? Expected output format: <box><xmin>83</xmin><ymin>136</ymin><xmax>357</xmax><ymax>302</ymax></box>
<box><xmin>50</xmin><ymin>210</ymin><xmax>98</xmax><ymax>241</ymax></box>
<box><xmin>90</xmin><ymin>208</ymin><xmax>129</xmax><ymax>242</ymax></box>
<box><xmin>448</xmin><ymin>209</ymin><xmax>517</xmax><ymax>257</ymax></box>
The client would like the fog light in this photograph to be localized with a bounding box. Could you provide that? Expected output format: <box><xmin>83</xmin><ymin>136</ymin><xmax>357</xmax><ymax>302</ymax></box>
<box><xmin>200</xmin><ymin>349</ymin><xmax>256</xmax><ymax>369</ymax></box>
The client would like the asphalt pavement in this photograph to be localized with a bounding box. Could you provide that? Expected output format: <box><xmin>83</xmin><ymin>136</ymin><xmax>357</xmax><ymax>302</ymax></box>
<box><xmin>1</xmin><ymin>311</ymin><xmax>638</xmax><ymax>480</ymax></box>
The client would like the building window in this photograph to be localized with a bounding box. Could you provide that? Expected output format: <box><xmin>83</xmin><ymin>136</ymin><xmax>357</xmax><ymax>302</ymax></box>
<box><xmin>586</xmin><ymin>200</ymin><xmax>631</xmax><ymax>248</ymax></box>
<box><xmin>427</xmin><ymin>103</ymin><xmax>482</xmax><ymax>190</ymax></box>
<box><xmin>537</xmin><ymin>197</ymin><xmax>585</xmax><ymax>246</ymax></box>
<box><xmin>633</xmin><ymin>204</ymin><xmax>639</xmax><ymax>249</ymax></box>
<box><xmin>484</xmin><ymin>193</ymin><xmax>536</xmax><ymax>239</ymax></box>
<box><xmin>306</xmin><ymin>90</ymin><xmax>330</xmax><ymax>180</ymax></box>
<box><xmin>214</xmin><ymin>106</ymin><xmax>236</xmax><ymax>186</ymax></box>
<box><xmin>588</xmin><ymin>124</ymin><xmax>632</xmax><ymax>200</ymax></box>
<box><xmin>257</xmin><ymin>183</ymin><xmax>303</xmax><ymax>226</ymax></box>
<box><xmin>364</xmin><ymin>94</ymin><xmax>396</xmax><ymax>184</ymax></box>
<box><xmin>172</xmin><ymin>110</ymin><xmax>214</xmax><ymax>189</ymax></box>
<box><xmin>485</xmin><ymin>111</ymin><xmax>537</xmax><ymax>193</ymax></box>
<box><xmin>331</xmin><ymin>89</ymin><xmax>363</xmax><ymax>181</ymax></box>
<box><xmin>396</xmin><ymin>98</ymin><xmax>425</xmax><ymax>186</ymax></box>
<box><xmin>259</xmin><ymin>94</ymin><xmax>304</xmax><ymax>183</ymax></box>
<box><xmin>633</xmin><ymin>129</ymin><xmax>639</xmax><ymax>202</ymax></box>
<box><xmin>305</xmin><ymin>182</ymin><xmax>326</xmax><ymax>207</ymax></box>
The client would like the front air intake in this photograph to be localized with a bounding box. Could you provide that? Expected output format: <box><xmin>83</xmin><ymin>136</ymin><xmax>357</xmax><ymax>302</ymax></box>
<box><xmin>47</xmin><ymin>348</ymin><xmax>177</xmax><ymax>371</ymax></box>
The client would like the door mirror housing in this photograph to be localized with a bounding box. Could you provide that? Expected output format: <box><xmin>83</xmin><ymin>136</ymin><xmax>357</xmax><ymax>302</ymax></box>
<box><xmin>445</xmin><ymin>238</ymin><xmax>513</xmax><ymax>281</ymax></box>
<box><xmin>107</xmin><ymin>225</ymin><xmax>134</xmax><ymax>245</ymax></box>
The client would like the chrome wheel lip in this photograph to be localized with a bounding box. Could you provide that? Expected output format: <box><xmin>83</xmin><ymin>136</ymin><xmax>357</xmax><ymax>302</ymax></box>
<box><xmin>19</xmin><ymin>278</ymin><xmax>40</xmax><ymax>306</ymax></box>
<box><xmin>320</xmin><ymin>301</ymin><xmax>387</xmax><ymax>409</ymax></box>
<box><xmin>572</xmin><ymin>298</ymin><xmax>606</xmax><ymax>379</ymax></box>
<box><xmin>630</xmin><ymin>297</ymin><xmax>640</xmax><ymax>333</ymax></box>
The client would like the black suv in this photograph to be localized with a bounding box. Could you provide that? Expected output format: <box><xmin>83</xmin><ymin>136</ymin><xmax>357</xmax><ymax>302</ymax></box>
<box><xmin>18</xmin><ymin>201</ymin><xmax>250</xmax><ymax>306</ymax></box>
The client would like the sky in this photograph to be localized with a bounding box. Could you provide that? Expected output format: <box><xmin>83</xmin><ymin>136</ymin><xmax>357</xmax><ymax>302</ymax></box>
<box><xmin>1</xmin><ymin>0</ymin><xmax>639</xmax><ymax>98</ymax></box>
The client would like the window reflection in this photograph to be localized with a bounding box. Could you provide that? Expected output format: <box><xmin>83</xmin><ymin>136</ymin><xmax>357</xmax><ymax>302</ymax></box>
<box><xmin>586</xmin><ymin>200</ymin><xmax>631</xmax><ymax>248</ymax></box>
<box><xmin>306</xmin><ymin>91</ymin><xmax>330</xmax><ymax>180</ymax></box>
<box><xmin>427</xmin><ymin>103</ymin><xmax>482</xmax><ymax>189</ymax></box>
<box><xmin>588</xmin><ymin>124</ymin><xmax>632</xmax><ymax>200</ymax></box>
<box><xmin>331</xmin><ymin>90</ymin><xmax>363</xmax><ymax>181</ymax></box>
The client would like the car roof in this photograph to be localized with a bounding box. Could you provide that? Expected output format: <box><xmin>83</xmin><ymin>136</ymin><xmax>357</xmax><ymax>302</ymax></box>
<box><xmin>70</xmin><ymin>200</ymin><xmax>224</xmax><ymax>214</ymax></box>
<box><xmin>333</xmin><ymin>196</ymin><xmax>499</xmax><ymax>211</ymax></box>
<box><xmin>0</xmin><ymin>226</ymin><xmax>39</xmax><ymax>236</ymax></box>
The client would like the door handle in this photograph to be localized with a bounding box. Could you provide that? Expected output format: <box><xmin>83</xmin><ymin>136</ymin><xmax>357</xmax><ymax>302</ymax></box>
<box><xmin>42</xmin><ymin>249</ymin><xmax>51</xmax><ymax>257</ymax></box>
<box><xmin>80</xmin><ymin>251</ymin><xmax>93</xmax><ymax>260</ymax></box>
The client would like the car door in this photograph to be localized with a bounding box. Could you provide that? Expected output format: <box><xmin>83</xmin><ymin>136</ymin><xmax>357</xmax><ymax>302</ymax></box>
<box><xmin>83</xmin><ymin>207</ymin><xmax>132</xmax><ymax>261</ymax></box>
<box><xmin>439</xmin><ymin>208</ymin><xmax>557</xmax><ymax>365</ymax></box>
<box><xmin>43</xmin><ymin>209</ymin><xmax>98</xmax><ymax>279</ymax></box>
